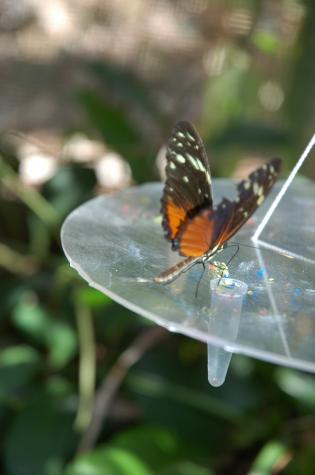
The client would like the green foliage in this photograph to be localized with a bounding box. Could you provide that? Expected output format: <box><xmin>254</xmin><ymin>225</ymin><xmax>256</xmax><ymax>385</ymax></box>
<box><xmin>65</xmin><ymin>447</ymin><xmax>153</xmax><ymax>475</ymax></box>
<box><xmin>78</xmin><ymin>91</ymin><xmax>154</xmax><ymax>183</ymax></box>
<box><xmin>0</xmin><ymin>346</ymin><xmax>40</xmax><ymax>401</ymax></box>
<box><xmin>79</xmin><ymin>90</ymin><xmax>140</xmax><ymax>153</ymax></box>
<box><xmin>64</xmin><ymin>425</ymin><xmax>213</xmax><ymax>475</ymax></box>
<box><xmin>13</xmin><ymin>292</ymin><xmax>77</xmax><ymax>369</ymax></box>
<box><xmin>5</xmin><ymin>391</ymin><xmax>78</xmax><ymax>475</ymax></box>
<box><xmin>249</xmin><ymin>440</ymin><xmax>289</xmax><ymax>475</ymax></box>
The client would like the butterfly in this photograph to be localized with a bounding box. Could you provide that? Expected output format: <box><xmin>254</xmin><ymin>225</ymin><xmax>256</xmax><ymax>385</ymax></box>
<box><xmin>154</xmin><ymin>121</ymin><xmax>282</xmax><ymax>284</ymax></box>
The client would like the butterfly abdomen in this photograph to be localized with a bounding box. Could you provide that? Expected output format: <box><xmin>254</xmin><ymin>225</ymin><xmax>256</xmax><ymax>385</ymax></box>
<box><xmin>154</xmin><ymin>256</ymin><xmax>201</xmax><ymax>284</ymax></box>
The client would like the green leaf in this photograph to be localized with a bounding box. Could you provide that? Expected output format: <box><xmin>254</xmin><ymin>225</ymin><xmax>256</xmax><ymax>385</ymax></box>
<box><xmin>76</xmin><ymin>287</ymin><xmax>112</xmax><ymax>309</ymax></box>
<box><xmin>12</xmin><ymin>292</ymin><xmax>77</xmax><ymax>369</ymax></box>
<box><xmin>276</xmin><ymin>368</ymin><xmax>315</xmax><ymax>407</ymax></box>
<box><xmin>0</xmin><ymin>345</ymin><xmax>39</xmax><ymax>366</ymax></box>
<box><xmin>78</xmin><ymin>90</ymin><xmax>154</xmax><ymax>183</ymax></box>
<box><xmin>89</xmin><ymin>62</ymin><xmax>159</xmax><ymax>118</ymax></box>
<box><xmin>0</xmin><ymin>345</ymin><xmax>40</xmax><ymax>401</ymax></box>
<box><xmin>111</xmin><ymin>425</ymin><xmax>181</xmax><ymax>471</ymax></box>
<box><xmin>64</xmin><ymin>447</ymin><xmax>153</xmax><ymax>475</ymax></box>
<box><xmin>79</xmin><ymin>91</ymin><xmax>139</xmax><ymax>155</ymax></box>
<box><xmin>285</xmin><ymin>445</ymin><xmax>315</xmax><ymax>475</ymax></box>
<box><xmin>46</xmin><ymin>319</ymin><xmax>77</xmax><ymax>369</ymax></box>
<box><xmin>12</xmin><ymin>292</ymin><xmax>51</xmax><ymax>341</ymax></box>
<box><xmin>162</xmin><ymin>461</ymin><xmax>213</xmax><ymax>475</ymax></box>
<box><xmin>127</xmin><ymin>372</ymin><xmax>241</xmax><ymax>421</ymax></box>
<box><xmin>5</xmin><ymin>393</ymin><xmax>78</xmax><ymax>475</ymax></box>
<box><xmin>43</xmin><ymin>165</ymin><xmax>96</xmax><ymax>219</ymax></box>
<box><xmin>253</xmin><ymin>30</ymin><xmax>281</xmax><ymax>55</ymax></box>
<box><xmin>248</xmin><ymin>440</ymin><xmax>289</xmax><ymax>475</ymax></box>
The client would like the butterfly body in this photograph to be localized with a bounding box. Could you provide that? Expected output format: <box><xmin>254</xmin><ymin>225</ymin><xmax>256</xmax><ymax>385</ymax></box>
<box><xmin>154</xmin><ymin>121</ymin><xmax>281</xmax><ymax>285</ymax></box>
<box><xmin>154</xmin><ymin>246</ymin><xmax>224</xmax><ymax>285</ymax></box>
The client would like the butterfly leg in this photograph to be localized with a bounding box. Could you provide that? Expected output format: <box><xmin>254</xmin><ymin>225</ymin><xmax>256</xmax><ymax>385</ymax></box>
<box><xmin>195</xmin><ymin>261</ymin><xmax>206</xmax><ymax>298</ymax></box>
<box><xmin>218</xmin><ymin>243</ymin><xmax>240</xmax><ymax>286</ymax></box>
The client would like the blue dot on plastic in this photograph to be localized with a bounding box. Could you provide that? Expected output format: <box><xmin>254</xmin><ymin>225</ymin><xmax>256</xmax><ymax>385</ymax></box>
<box><xmin>257</xmin><ymin>268</ymin><xmax>267</xmax><ymax>279</ymax></box>
<box><xmin>293</xmin><ymin>287</ymin><xmax>302</xmax><ymax>297</ymax></box>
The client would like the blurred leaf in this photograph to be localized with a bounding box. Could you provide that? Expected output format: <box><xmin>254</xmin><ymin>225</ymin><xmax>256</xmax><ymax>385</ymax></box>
<box><xmin>0</xmin><ymin>345</ymin><xmax>38</xmax><ymax>366</ymax></box>
<box><xmin>0</xmin><ymin>345</ymin><xmax>40</xmax><ymax>401</ymax></box>
<box><xmin>0</xmin><ymin>278</ymin><xmax>26</xmax><ymax>318</ymax></box>
<box><xmin>79</xmin><ymin>90</ymin><xmax>139</xmax><ymax>154</ymax></box>
<box><xmin>111</xmin><ymin>425</ymin><xmax>181</xmax><ymax>471</ymax></box>
<box><xmin>94</xmin><ymin>303</ymin><xmax>144</xmax><ymax>343</ymax></box>
<box><xmin>128</xmin><ymin>371</ymin><xmax>241</xmax><ymax>421</ymax></box>
<box><xmin>43</xmin><ymin>165</ymin><xmax>96</xmax><ymax>219</ymax></box>
<box><xmin>64</xmin><ymin>446</ymin><xmax>153</xmax><ymax>475</ymax></box>
<box><xmin>248</xmin><ymin>440</ymin><xmax>289</xmax><ymax>475</ymax></box>
<box><xmin>162</xmin><ymin>461</ymin><xmax>213</xmax><ymax>475</ymax></box>
<box><xmin>76</xmin><ymin>287</ymin><xmax>112</xmax><ymax>310</ymax></box>
<box><xmin>0</xmin><ymin>158</ymin><xmax>59</xmax><ymax>228</ymax></box>
<box><xmin>202</xmin><ymin>58</ymin><xmax>244</xmax><ymax>136</ymax></box>
<box><xmin>4</xmin><ymin>393</ymin><xmax>78</xmax><ymax>475</ymax></box>
<box><xmin>65</xmin><ymin>426</ymin><xmax>198</xmax><ymax>475</ymax></box>
<box><xmin>253</xmin><ymin>30</ymin><xmax>281</xmax><ymax>55</ymax></box>
<box><xmin>13</xmin><ymin>292</ymin><xmax>50</xmax><ymax>341</ymax></box>
<box><xmin>211</xmin><ymin>121</ymin><xmax>287</xmax><ymax>150</ymax></box>
<box><xmin>0</xmin><ymin>198</ymin><xmax>28</xmax><ymax>242</ymax></box>
<box><xmin>46</xmin><ymin>319</ymin><xmax>77</xmax><ymax>369</ymax></box>
<box><xmin>28</xmin><ymin>215</ymin><xmax>51</xmax><ymax>259</ymax></box>
<box><xmin>74</xmin><ymin>301</ymin><xmax>95</xmax><ymax>431</ymax></box>
<box><xmin>12</xmin><ymin>292</ymin><xmax>77</xmax><ymax>369</ymax></box>
<box><xmin>46</xmin><ymin>376</ymin><xmax>75</xmax><ymax>398</ymax></box>
<box><xmin>78</xmin><ymin>90</ymin><xmax>154</xmax><ymax>183</ymax></box>
<box><xmin>89</xmin><ymin>62</ymin><xmax>160</xmax><ymax>118</ymax></box>
<box><xmin>286</xmin><ymin>446</ymin><xmax>315</xmax><ymax>475</ymax></box>
<box><xmin>276</xmin><ymin>368</ymin><xmax>315</xmax><ymax>407</ymax></box>
<box><xmin>126</xmin><ymin>370</ymin><xmax>239</xmax><ymax>458</ymax></box>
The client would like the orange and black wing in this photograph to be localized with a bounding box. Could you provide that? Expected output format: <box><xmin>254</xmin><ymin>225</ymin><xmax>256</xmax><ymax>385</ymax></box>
<box><xmin>217</xmin><ymin>157</ymin><xmax>282</xmax><ymax>245</ymax></box>
<box><xmin>161</xmin><ymin>121</ymin><xmax>213</xmax><ymax>250</ymax></box>
<box><xmin>177</xmin><ymin>158</ymin><xmax>282</xmax><ymax>257</ymax></box>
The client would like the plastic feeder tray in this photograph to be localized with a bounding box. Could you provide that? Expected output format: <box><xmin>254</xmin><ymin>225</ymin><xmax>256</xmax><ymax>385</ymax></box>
<box><xmin>61</xmin><ymin>138</ymin><xmax>315</xmax><ymax>387</ymax></box>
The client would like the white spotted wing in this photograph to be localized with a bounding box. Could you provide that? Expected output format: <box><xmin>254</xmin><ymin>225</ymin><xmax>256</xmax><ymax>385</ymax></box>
<box><xmin>161</xmin><ymin>121</ymin><xmax>213</xmax><ymax>249</ymax></box>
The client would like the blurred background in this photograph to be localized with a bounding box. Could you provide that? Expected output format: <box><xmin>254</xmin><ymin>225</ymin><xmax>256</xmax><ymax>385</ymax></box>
<box><xmin>0</xmin><ymin>1</ymin><xmax>315</xmax><ymax>474</ymax></box>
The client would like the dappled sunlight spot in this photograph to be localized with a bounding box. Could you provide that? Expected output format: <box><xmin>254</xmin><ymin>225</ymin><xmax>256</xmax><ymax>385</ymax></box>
<box><xmin>146</xmin><ymin>2</ymin><xmax>195</xmax><ymax>48</ymax></box>
<box><xmin>95</xmin><ymin>152</ymin><xmax>132</xmax><ymax>191</ymax></box>
<box><xmin>282</xmin><ymin>2</ymin><xmax>305</xmax><ymax>44</ymax></box>
<box><xmin>33</xmin><ymin>0</ymin><xmax>76</xmax><ymax>38</ymax></box>
<box><xmin>155</xmin><ymin>145</ymin><xmax>167</xmax><ymax>181</ymax></box>
<box><xmin>80</xmin><ymin>25</ymin><xmax>116</xmax><ymax>57</ymax></box>
<box><xmin>0</xmin><ymin>0</ymin><xmax>34</xmax><ymax>31</ymax></box>
<box><xmin>19</xmin><ymin>151</ymin><xmax>57</xmax><ymax>186</ymax></box>
<box><xmin>258</xmin><ymin>81</ymin><xmax>284</xmax><ymax>112</ymax></box>
<box><xmin>181</xmin><ymin>0</ymin><xmax>208</xmax><ymax>15</ymax></box>
<box><xmin>203</xmin><ymin>44</ymin><xmax>226</xmax><ymax>76</ymax></box>
<box><xmin>16</xmin><ymin>137</ymin><xmax>59</xmax><ymax>186</ymax></box>
<box><xmin>223</xmin><ymin>8</ymin><xmax>253</xmax><ymax>36</ymax></box>
<box><xmin>63</xmin><ymin>133</ymin><xmax>105</xmax><ymax>163</ymax></box>
<box><xmin>10</xmin><ymin>131</ymin><xmax>60</xmax><ymax>186</ymax></box>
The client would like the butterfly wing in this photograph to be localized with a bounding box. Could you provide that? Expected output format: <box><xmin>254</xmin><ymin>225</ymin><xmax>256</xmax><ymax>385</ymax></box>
<box><xmin>217</xmin><ymin>157</ymin><xmax>282</xmax><ymax>244</ymax></box>
<box><xmin>161</xmin><ymin>121</ymin><xmax>213</xmax><ymax>250</ymax></box>
<box><xmin>177</xmin><ymin>158</ymin><xmax>281</xmax><ymax>257</ymax></box>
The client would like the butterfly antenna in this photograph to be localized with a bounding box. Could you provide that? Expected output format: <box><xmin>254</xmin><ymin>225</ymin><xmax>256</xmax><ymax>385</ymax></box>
<box><xmin>228</xmin><ymin>241</ymin><xmax>294</xmax><ymax>260</ymax></box>
<box><xmin>228</xmin><ymin>240</ymin><xmax>271</xmax><ymax>252</ymax></box>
